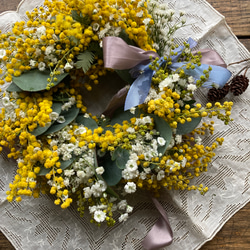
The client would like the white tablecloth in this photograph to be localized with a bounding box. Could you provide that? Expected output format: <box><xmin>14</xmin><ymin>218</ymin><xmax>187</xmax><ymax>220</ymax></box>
<box><xmin>0</xmin><ymin>0</ymin><xmax>249</xmax><ymax>249</ymax></box>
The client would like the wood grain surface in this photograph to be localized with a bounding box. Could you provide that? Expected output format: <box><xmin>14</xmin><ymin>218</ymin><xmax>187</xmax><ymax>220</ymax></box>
<box><xmin>0</xmin><ymin>0</ymin><xmax>249</xmax><ymax>249</ymax></box>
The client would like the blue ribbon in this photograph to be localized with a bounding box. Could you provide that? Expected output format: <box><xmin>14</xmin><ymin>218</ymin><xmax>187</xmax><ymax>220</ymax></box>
<box><xmin>124</xmin><ymin>38</ymin><xmax>231</xmax><ymax>111</ymax></box>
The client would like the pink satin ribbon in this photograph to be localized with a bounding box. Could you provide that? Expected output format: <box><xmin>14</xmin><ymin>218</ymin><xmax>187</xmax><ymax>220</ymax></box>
<box><xmin>194</xmin><ymin>49</ymin><xmax>227</xmax><ymax>68</ymax></box>
<box><xmin>103</xmin><ymin>37</ymin><xmax>159</xmax><ymax>70</ymax></box>
<box><xmin>103</xmin><ymin>37</ymin><xmax>228</xmax><ymax>70</ymax></box>
<box><xmin>142</xmin><ymin>197</ymin><xmax>173</xmax><ymax>250</ymax></box>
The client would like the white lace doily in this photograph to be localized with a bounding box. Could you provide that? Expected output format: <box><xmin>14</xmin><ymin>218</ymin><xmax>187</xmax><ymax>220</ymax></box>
<box><xmin>0</xmin><ymin>0</ymin><xmax>249</xmax><ymax>249</ymax></box>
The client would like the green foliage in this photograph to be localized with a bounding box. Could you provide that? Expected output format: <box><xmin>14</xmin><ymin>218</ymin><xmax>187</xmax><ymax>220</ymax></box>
<box><xmin>176</xmin><ymin>117</ymin><xmax>202</xmax><ymax>135</ymax></box>
<box><xmin>111</xmin><ymin>147</ymin><xmax>130</xmax><ymax>169</ymax></box>
<box><xmin>6</xmin><ymin>82</ymin><xmax>22</xmax><ymax>92</ymax></box>
<box><xmin>76</xmin><ymin>115</ymin><xmax>98</xmax><ymax>131</ymax></box>
<box><xmin>36</xmin><ymin>166</ymin><xmax>50</xmax><ymax>176</ymax></box>
<box><xmin>115</xmin><ymin>70</ymin><xmax>134</xmax><ymax>84</ymax></box>
<box><xmin>76</xmin><ymin>51</ymin><xmax>95</xmax><ymax>73</ymax></box>
<box><xmin>44</xmin><ymin>105</ymin><xmax>79</xmax><ymax>135</ymax></box>
<box><xmin>87</xmin><ymin>41</ymin><xmax>103</xmax><ymax>58</ymax></box>
<box><xmin>102</xmin><ymin>155</ymin><xmax>122</xmax><ymax>186</ymax></box>
<box><xmin>150</xmin><ymin>114</ymin><xmax>172</xmax><ymax>154</ymax></box>
<box><xmin>12</xmin><ymin>69</ymin><xmax>68</xmax><ymax>92</ymax></box>
<box><xmin>71</xmin><ymin>10</ymin><xmax>91</xmax><ymax>26</ymax></box>
<box><xmin>110</xmin><ymin>107</ymin><xmax>141</xmax><ymax>125</ymax></box>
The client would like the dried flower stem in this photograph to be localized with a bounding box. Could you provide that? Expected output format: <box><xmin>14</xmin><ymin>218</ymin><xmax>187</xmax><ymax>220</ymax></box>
<box><xmin>228</xmin><ymin>58</ymin><xmax>250</xmax><ymax>66</ymax></box>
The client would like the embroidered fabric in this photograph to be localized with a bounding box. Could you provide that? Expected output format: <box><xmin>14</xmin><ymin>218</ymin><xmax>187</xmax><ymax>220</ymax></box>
<box><xmin>0</xmin><ymin>0</ymin><xmax>249</xmax><ymax>249</ymax></box>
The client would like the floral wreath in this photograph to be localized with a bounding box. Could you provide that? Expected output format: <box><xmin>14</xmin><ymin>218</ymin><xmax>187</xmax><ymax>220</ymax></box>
<box><xmin>0</xmin><ymin>0</ymin><xmax>248</xmax><ymax>248</ymax></box>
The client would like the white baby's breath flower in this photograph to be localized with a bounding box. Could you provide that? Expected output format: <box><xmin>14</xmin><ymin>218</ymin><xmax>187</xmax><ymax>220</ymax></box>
<box><xmin>124</xmin><ymin>182</ymin><xmax>136</xmax><ymax>193</ymax></box>
<box><xmin>29</xmin><ymin>59</ymin><xmax>36</xmax><ymax>67</ymax></box>
<box><xmin>187</xmin><ymin>84</ymin><xmax>197</xmax><ymax>92</ymax></box>
<box><xmin>136</xmin><ymin>10</ymin><xmax>144</xmax><ymax>17</ymax></box>
<box><xmin>188</xmin><ymin>76</ymin><xmax>194</xmax><ymax>83</ymax></box>
<box><xmin>125</xmin><ymin>160</ymin><xmax>138</xmax><ymax>172</ymax></box>
<box><xmin>159</xmin><ymin>77</ymin><xmax>174</xmax><ymax>91</ymax></box>
<box><xmin>157</xmin><ymin>170</ymin><xmax>165</xmax><ymax>181</ymax></box>
<box><xmin>56</xmin><ymin>116</ymin><xmax>66</xmax><ymax>123</ymax></box>
<box><xmin>94</xmin><ymin>210</ymin><xmax>106</xmax><ymax>223</ymax></box>
<box><xmin>117</xmin><ymin>200</ymin><xmax>127</xmax><ymax>210</ymax></box>
<box><xmin>0</xmin><ymin>49</ymin><xmax>6</xmax><ymax>59</ymax></box>
<box><xmin>119</xmin><ymin>213</ymin><xmax>129</xmax><ymax>222</ymax></box>
<box><xmin>77</xmin><ymin>170</ymin><xmax>86</xmax><ymax>179</ymax></box>
<box><xmin>61</xmin><ymin>102</ymin><xmax>72</xmax><ymax>111</ymax></box>
<box><xmin>2</xmin><ymin>96</ymin><xmax>10</xmax><ymax>107</ymax></box>
<box><xmin>129</xmin><ymin>107</ymin><xmax>136</xmax><ymax>114</ymax></box>
<box><xmin>195</xmin><ymin>135</ymin><xmax>202</xmax><ymax>145</ymax></box>
<box><xmin>64</xmin><ymin>169</ymin><xmax>74</xmax><ymax>177</ymax></box>
<box><xmin>35</xmin><ymin>48</ymin><xmax>42</xmax><ymax>57</ymax></box>
<box><xmin>38</xmin><ymin>62</ymin><xmax>46</xmax><ymax>71</ymax></box>
<box><xmin>45</xmin><ymin>45</ymin><xmax>55</xmax><ymax>56</ymax></box>
<box><xmin>172</xmin><ymin>74</ymin><xmax>180</xmax><ymax>82</ymax></box>
<box><xmin>181</xmin><ymin>157</ymin><xmax>187</xmax><ymax>168</ymax></box>
<box><xmin>49</xmin><ymin>112</ymin><xmax>59</xmax><ymax>121</ymax></box>
<box><xmin>83</xmin><ymin>187</ymin><xmax>92</xmax><ymax>198</ymax></box>
<box><xmin>96</xmin><ymin>166</ymin><xmax>104</xmax><ymax>175</ymax></box>
<box><xmin>36</xmin><ymin>26</ymin><xmax>46</xmax><ymax>37</ymax></box>
<box><xmin>126</xmin><ymin>205</ymin><xmax>133</xmax><ymax>213</ymax></box>
<box><xmin>126</xmin><ymin>127</ymin><xmax>135</xmax><ymax>133</ymax></box>
<box><xmin>175</xmin><ymin>135</ymin><xmax>182</xmax><ymax>144</ymax></box>
<box><xmin>63</xmin><ymin>178</ymin><xmax>70</xmax><ymax>187</ymax></box>
<box><xmin>74</xmin><ymin>126</ymin><xmax>87</xmax><ymax>135</ymax></box>
<box><xmin>92</xmin><ymin>23</ymin><xmax>100</xmax><ymax>31</ymax></box>
<box><xmin>143</xmin><ymin>18</ymin><xmax>151</xmax><ymax>26</ymax></box>
<box><xmin>157</xmin><ymin>137</ymin><xmax>166</xmax><ymax>146</ymax></box>
<box><xmin>64</xmin><ymin>62</ymin><xmax>73</xmax><ymax>70</ymax></box>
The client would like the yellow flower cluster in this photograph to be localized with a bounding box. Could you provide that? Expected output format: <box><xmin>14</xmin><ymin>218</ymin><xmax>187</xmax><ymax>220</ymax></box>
<box><xmin>0</xmin><ymin>0</ymin><xmax>154</xmax><ymax>89</ymax></box>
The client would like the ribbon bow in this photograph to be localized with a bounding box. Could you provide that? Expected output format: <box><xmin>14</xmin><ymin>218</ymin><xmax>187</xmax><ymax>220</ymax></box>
<box><xmin>103</xmin><ymin>37</ymin><xmax>232</xmax><ymax>110</ymax></box>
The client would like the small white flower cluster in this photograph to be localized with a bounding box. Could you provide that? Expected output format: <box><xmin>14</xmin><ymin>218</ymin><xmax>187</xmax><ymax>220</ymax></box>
<box><xmin>146</xmin><ymin>0</ymin><xmax>186</xmax><ymax>55</ymax></box>
<box><xmin>158</xmin><ymin>74</ymin><xmax>196</xmax><ymax>107</ymax></box>
<box><xmin>120</xmin><ymin>116</ymin><xmax>168</xmax><ymax>193</ymax></box>
<box><xmin>1</xmin><ymin>93</ymin><xmax>19</xmax><ymax>121</ymax></box>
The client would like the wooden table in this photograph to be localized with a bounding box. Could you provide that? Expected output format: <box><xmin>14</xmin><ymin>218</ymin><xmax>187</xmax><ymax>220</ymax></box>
<box><xmin>0</xmin><ymin>0</ymin><xmax>249</xmax><ymax>249</ymax></box>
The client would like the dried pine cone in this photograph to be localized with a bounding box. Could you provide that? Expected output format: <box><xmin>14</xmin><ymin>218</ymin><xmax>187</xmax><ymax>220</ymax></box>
<box><xmin>230</xmin><ymin>75</ymin><xmax>249</xmax><ymax>96</ymax></box>
<box><xmin>207</xmin><ymin>84</ymin><xmax>230</xmax><ymax>101</ymax></box>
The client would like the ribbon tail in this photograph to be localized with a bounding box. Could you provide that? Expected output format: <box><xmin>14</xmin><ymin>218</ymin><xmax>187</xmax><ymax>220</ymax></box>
<box><xmin>142</xmin><ymin>197</ymin><xmax>173</xmax><ymax>250</ymax></box>
<box><xmin>193</xmin><ymin>49</ymin><xmax>228</xmax><ymax>68</ymax></box>
<box><xmin>124</xmin><ymin>69</ymin><xmax>153</xmax><ymax>111</ymax></box>
<box><xmin>170</xmin><ymin>62</ymin><xmax>231</xmax><ymax>88</ymax></box>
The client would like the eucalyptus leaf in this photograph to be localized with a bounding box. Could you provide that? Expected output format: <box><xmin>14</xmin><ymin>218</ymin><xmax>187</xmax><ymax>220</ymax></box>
<box><xmin>150</xmin><ymin>114</ymin><xmax>172</xmax><ymax>154</ymax></box>
<box><xmin>6</xmin><ymin>82</ymin><xmax>22</xmax><ymax>92</ymax></box>
<box><xmin>115</xmin><ymin>70</ymin><xmax>134</xmax><ymax>84</ymax></box>
<box><xmin>60</xmin><ymin>155</ymin><xmax>80</xmax><ymax>170</ymax></box>
<box><xmin>176</xmin><ymin>117</ymin><xmax>202</xmax><ymax>135</ymax></box>
<box><xmin>111</xmin><ymin>147</ymin><xmax>130</xmax><ymax>169</ymax></box>
<box><xmin>12</xmin><ymin>69</ymin><xmax>68</xmax><ymax>92</ymax></box>
<box><xmin>110</xmin><ymin>107</ymin><xmax>141</xmax><ymax>125</ymax></box>
<box><xmin>76</xmin><ymin>51</ymin><xmax>95</xmax><ymax>73</ymax></box>
<box><xmin>102</xmin><ymin>156</ymin><xmax>122</xmax><ymax>186</ymax></box>
<box><xmin>36</xmin><ymin>166</ymin><xmax>50</xmax><ymax>176</ymax></box>
<box><xmin>76</xmin><ymin>115</ymin><xmax>98</xmax><ymax>131</ymax></box>
<box><xmin>44</xmin><ymin>105</ymin><xmax>79</xmax><ymax>135</ymax></box>
<box><xmin>31</xmin><ymin>102</ymin><xmax>62</xmax><ymax>136</ymax></box>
